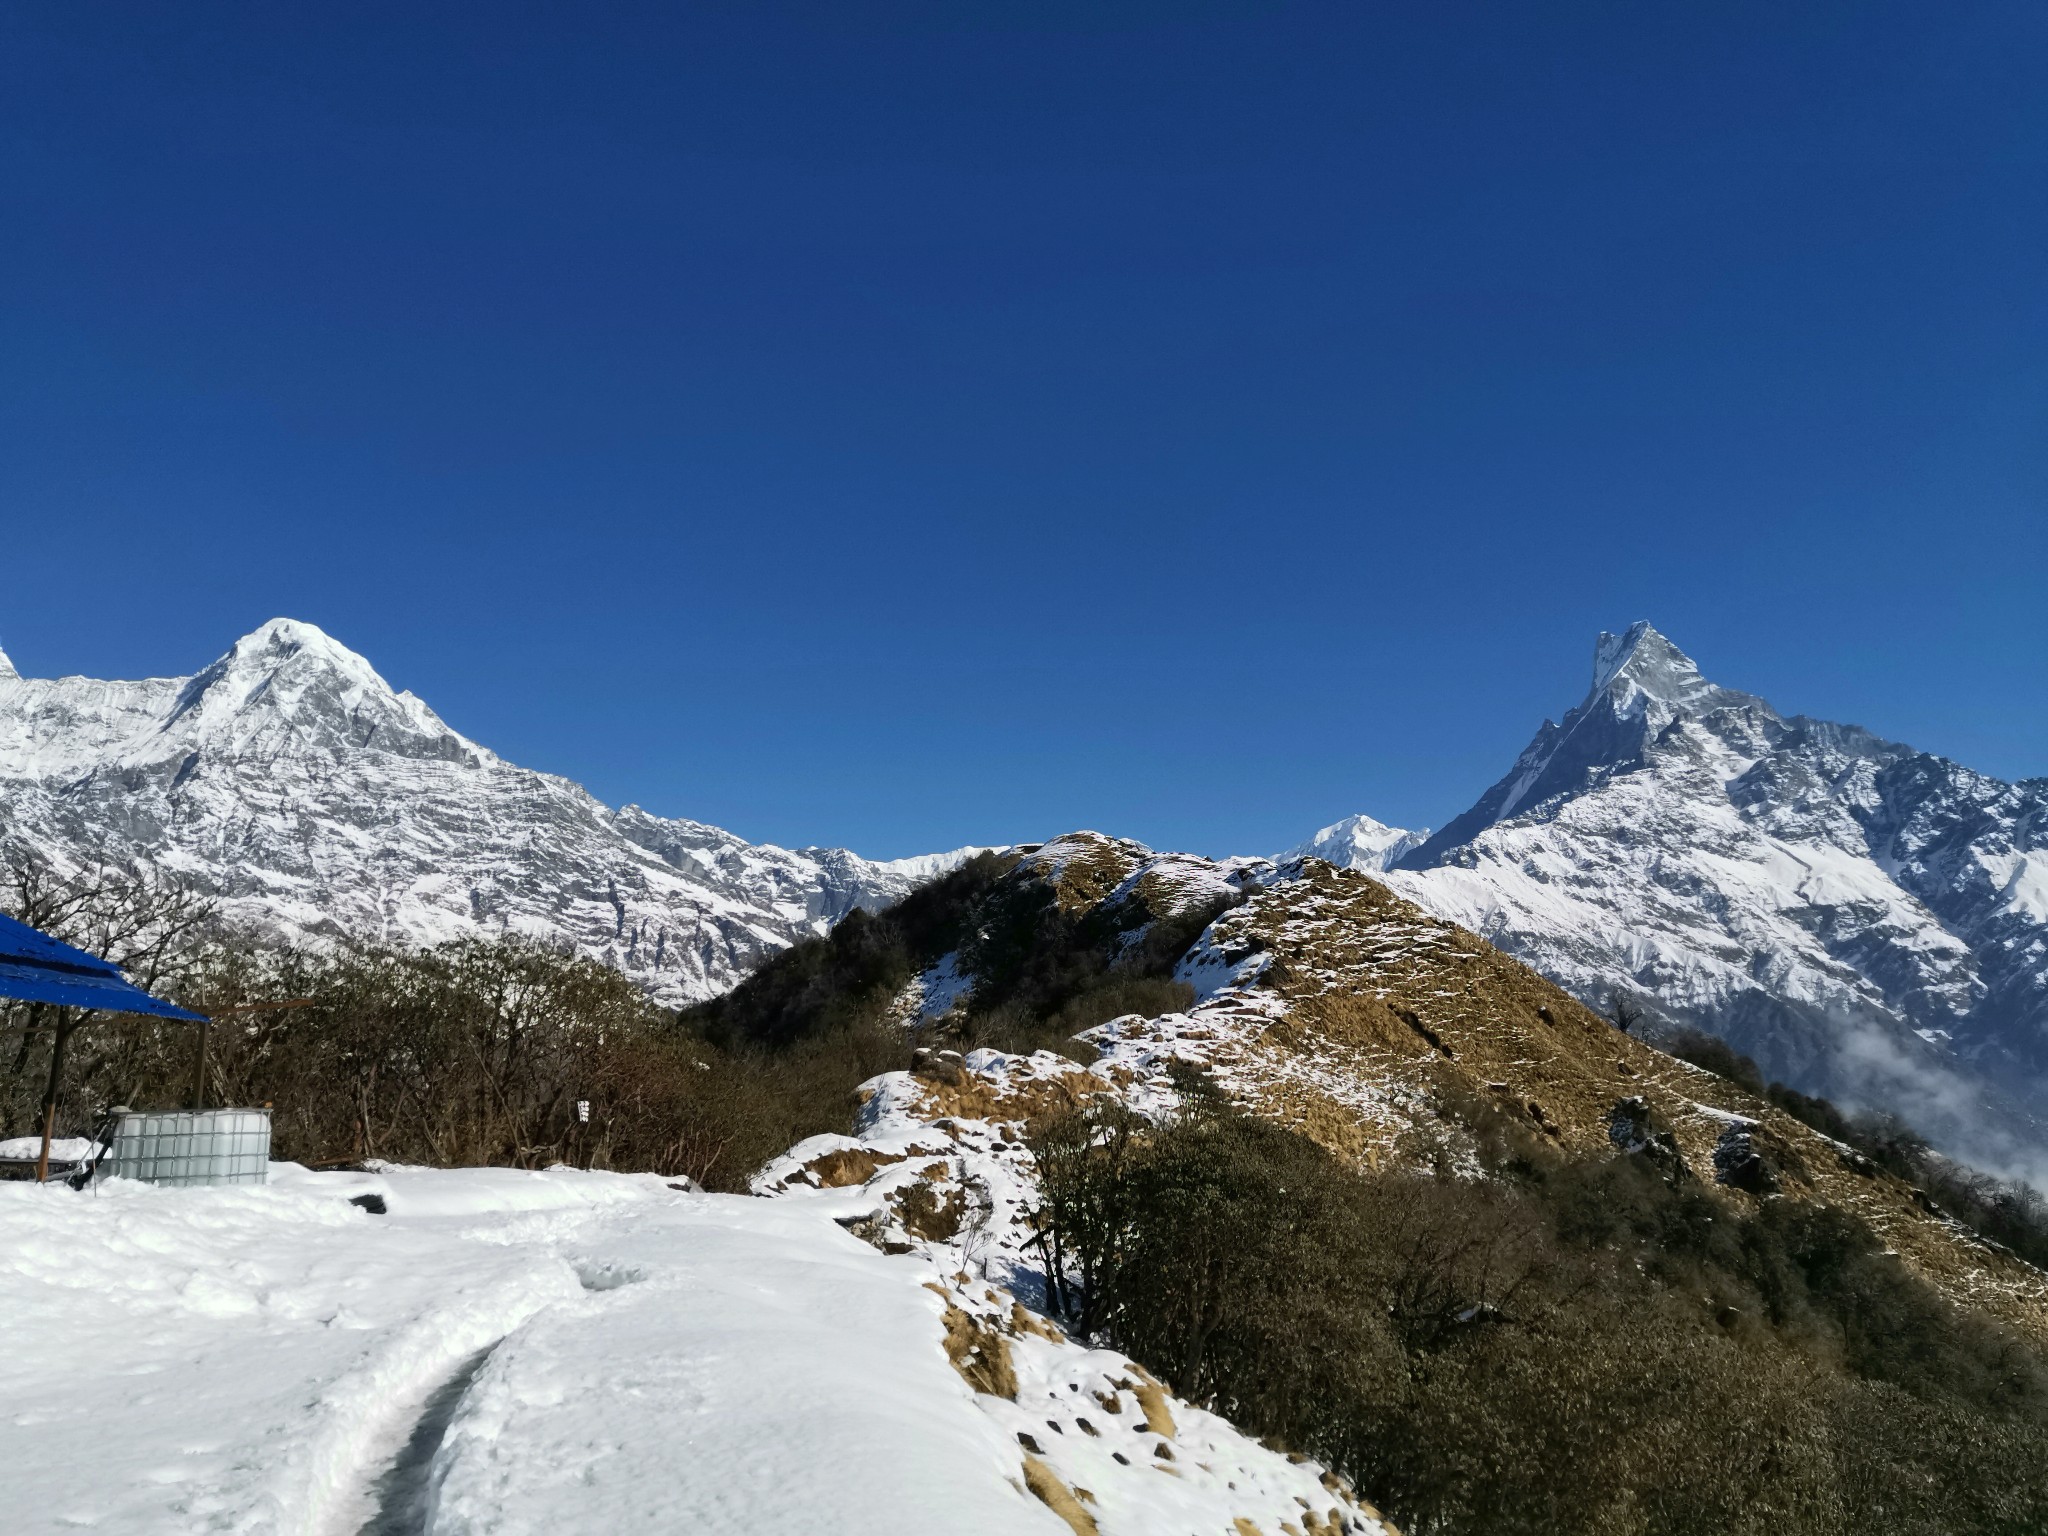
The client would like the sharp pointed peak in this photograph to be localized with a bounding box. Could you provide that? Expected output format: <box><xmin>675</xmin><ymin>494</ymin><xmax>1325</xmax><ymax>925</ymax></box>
<box><xmin>1306</xmin><ymin>811</ymin><xmax>1420</xmax><ymax>847</ymax></box>
<box><xmin>0</xmin><ymin>641</ymin><xmax>16</xmax><ymax>681</ymax></box>
<box><xmin>1592</xmin><ymin>620</ymin><xmax>1687</xmax><ymax>689</ymax></box>
<box><xmin>1585</xmin><ymin>621</ymin><xmax>1736</xmax><ymax>714</ymax></box>
<box><xmin>169</xmin><ymin>616</ymin><xmax>404</xmax><ymax>718</ymax></box>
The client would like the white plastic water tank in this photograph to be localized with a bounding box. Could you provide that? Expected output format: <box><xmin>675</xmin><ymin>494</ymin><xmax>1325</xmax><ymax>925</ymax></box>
<box><xmin>97</xmin><ymin>1108</ymin><xmax>271</xmax><ymax>1187</ymax></box>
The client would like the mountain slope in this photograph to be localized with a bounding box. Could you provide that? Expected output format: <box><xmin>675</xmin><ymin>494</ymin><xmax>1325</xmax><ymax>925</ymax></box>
<box><xmin>719</xmin><ymin>831</ymin><xmax>2047</xmax><ymax>1339</ymax></box>
<box><xmin>1334</xmin><ymin>624</ymin><xmax>2048</xmax><ymax>1181</ymax></box>
<box><xmin>0</xmin><ymin>620</ymin><xmax>968</xmax><ymax>1005</ymax></box>
<box><xmin>714</xmin><ymin>831</ymin><xmax>2048</xmax><ymax>1528</ymax></box>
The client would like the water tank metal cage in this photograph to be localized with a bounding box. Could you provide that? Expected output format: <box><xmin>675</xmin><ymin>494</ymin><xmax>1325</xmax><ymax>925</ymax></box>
<box><xmin>96</xmin><ymin>1108</ymin><xmax>271</xmax><ymax>1187</ymax></box>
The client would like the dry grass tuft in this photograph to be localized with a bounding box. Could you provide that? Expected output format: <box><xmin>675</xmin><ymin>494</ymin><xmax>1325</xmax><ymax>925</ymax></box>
<box><xmin>912</xmin><ymin>1056</ymin><xmax>1105</xmax><ymax>1126</ymax></box>
<box><xmin>928</xmin><ymin>1285</ymin><xmax>1019</xmax><ymax>1399</ymax></box>
<box><xmin>1011</xmin><ymin>1301</ymin><xmax>1065</xmax><ymax>1342</ymax></box>
<box><xmin>1125</xmin><ymin>1365</ymin><xmax>1178</xmax><ymax>1437</ymax></box>
<box><xmin>893</xmin><ymin>1181</ymin><xmax>966</xmax><ymax>1241</ymax></box>
<box><xmin>800</xmin><ymin>1146</ymin><xmax>903</xmax><ymax>1187</ymax></box>
<box><xmin>1021</xmin><ymin>1453</ymin><xmax>1101</xmax><ymax>1535</ymax></box>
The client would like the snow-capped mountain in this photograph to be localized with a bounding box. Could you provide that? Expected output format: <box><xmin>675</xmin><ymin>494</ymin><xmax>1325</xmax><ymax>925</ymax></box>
<box><xmin>0</xmin><ymin>619</ymin><xmax>972</xmax><ymax>1006</ymax></box>
<box><xmin>1301</xmin><ymin>623</ymin><xmax>2048</xmax><ymax>1180</ymax></box>
<box><xmin>1281</xmin><ymin>813</ymin><xmax>1429</xmax><ymax>873</ymax></box>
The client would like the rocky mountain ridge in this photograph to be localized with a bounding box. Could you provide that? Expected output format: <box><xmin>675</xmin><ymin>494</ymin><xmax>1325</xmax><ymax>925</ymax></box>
<box><xmin>710</xmin><ymin>828</ymin><xmax>2048</xmax><ymax>1529</ymax></box>
<box><xmin>748</xmin><ymin>828</ymin><xmax>2048</xmax><ymax>1345</ymax></box>
<box><xmin>0</xmin><ymin>619</ymin><xmax>972</xmax><ymax>1006</ymax></box>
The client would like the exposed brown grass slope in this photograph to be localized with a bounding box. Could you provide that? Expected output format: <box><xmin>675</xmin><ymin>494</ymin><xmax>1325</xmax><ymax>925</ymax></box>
<box><xmin>1193</xmin><ymin>858</ymin><xmax>2048</xmax><ymax>1340</ymax></box>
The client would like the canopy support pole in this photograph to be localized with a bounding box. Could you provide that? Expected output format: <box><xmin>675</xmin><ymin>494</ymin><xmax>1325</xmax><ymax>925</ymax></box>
<box><xmin>34</xmin><ymin>1012</ymin><xmax>83</xmax><ymax>1183</ymax></box>
<box><xmin>9</xmin><ymin>1001</ymin><xmax>43</xmax><ymax>1075</ymax></box>
<box><xmin>188</xmin><ymin>1016</ymin><xmax>211</xmax><ymax>1111</ymax></box>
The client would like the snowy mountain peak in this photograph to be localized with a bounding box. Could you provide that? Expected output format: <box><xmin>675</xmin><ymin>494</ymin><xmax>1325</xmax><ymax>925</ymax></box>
<box><xmin>228</xmin><ymin>617</ymin><xmax>374</xmax><ymax>675</ymax></box>
<box><xmin>0</xmin><ymin>643</ymin><xmax>15</xmax><ymax>681</ymax></box>
<box><xmin>1356</xmin><ymin>625</ymin><xmax>2048</xmax><ymax>1183</ymax></box>
<box><xmin>1400</xmin><ymin>622</ymin><xmax>1774</xmax><ymax>870</ymax></box>
<box><xmin>199</xmin><ymin>617</ymin><xmax>405</xmax><ymax>705</ymax></box>
<box><xmin>151</xmin><ymin>617</ymin><xmax>479</xmax><ymax>769</ymax></box>
<box><xmin>1593</xmin><ymin>621</ymin><xmax>1693</xmax><ymax>700</ymax></box>
<box><xmin>0</xmin><ymin>620</ymin><xmax>969</xmax><ymax>1004</ymax></box>
<box><xmin>1587</xmin><ymin>621</ymin><xmax>1755</xmax><ymax>721</ymax></box>
<box><xmin>1283</xmin><ymin>813</ymin><xmax>1428</xmax><ymax>873</ymax></box>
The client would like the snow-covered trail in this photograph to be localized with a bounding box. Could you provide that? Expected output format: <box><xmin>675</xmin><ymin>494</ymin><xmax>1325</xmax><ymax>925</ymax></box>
<box><xmin>0</xmin><ymin>1166</ymin><xmax>1064</xmax><ymax>1536</ymax></box>
<box><xmin>425</xmin><ymin>1196</ymin><xmax>1062</xmax><ymax>1535</ymax></box>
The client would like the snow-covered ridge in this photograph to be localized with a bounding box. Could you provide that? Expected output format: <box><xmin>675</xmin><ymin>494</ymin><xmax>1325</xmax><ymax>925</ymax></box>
<box><xmin>0</xmin><ymin>619</ymin><xmax>977</xmax><ymax>1005</ymax></box>
<box><xmin>1294</xmin><ymin>623</ymin><xmax>2048</xmax><ymax>1182</ymax></box>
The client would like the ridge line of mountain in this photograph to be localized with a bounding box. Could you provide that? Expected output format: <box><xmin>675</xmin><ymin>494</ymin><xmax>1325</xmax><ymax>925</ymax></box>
<box><xmin>0</xmin><ymin>617</ymin><xmax>983</xmax><ymax>1007</ymax></box>
<box><xmin>1297</xmin><ymin>624</ymin><xmax>2048</xmax><ymax>1183</ymax></box>
<box><xmin>5</xmin><ymin>614</ymin><xmax>2042</xmax><ymax>1181</ymax></box>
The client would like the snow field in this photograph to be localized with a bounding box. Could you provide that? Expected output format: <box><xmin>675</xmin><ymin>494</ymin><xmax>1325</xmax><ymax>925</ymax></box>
<box><xmin>1</xmin><ymin>1169</ymin><xmax>624</xmax><ymax>1534</ymax></box>
<box><xmin>0</xmin><ymin>1169</ymin><xmax>1065</xmax><ymax>1534</ymax></box>
<box><xmin>4</xmin><ymin>1151</ymin><xmax>1383</xmax><ymax>1535</ymax></box>
<box><xmin>424</xmin><ymin>1197</ymin><xmax>1061</xmax><ymax>1536</ymax></box>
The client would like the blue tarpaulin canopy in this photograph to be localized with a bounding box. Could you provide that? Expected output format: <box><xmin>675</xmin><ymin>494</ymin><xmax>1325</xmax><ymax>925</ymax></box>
<box><xmin>0</xmin><ymin>912</ymin><xmax>205</xmax><ymax>1020</ymax></box>
<box><xmin>0</xmin><ymin>911</ymin><xmax>208</xmax><ymax>1181</ymax></box>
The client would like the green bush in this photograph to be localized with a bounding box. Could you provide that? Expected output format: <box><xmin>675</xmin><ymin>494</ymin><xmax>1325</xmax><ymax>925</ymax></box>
<box><xmin>693</xmin><ymin>850</ymin><xmax>1232</xmax><ymax>1069</ymax></box>
<box><xmin>688</xmin><ymin>852</ymin><xmax>1018</xmax><ymax>1051</ymax></box>
<box><xmin>0</xmin><ymin>927</ymin><xmax>913</xmax><ymax>1193</ymax></box>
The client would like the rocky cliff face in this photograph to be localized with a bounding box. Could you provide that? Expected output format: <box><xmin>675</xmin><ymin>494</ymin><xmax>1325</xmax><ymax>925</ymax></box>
<box><xmin>0</xmin><ymin>620</ymin><xmax>970</xmax><ymax>1006</ymax></box>
<box><xmin>1310</xmin><ymin>624</ymin><xmax>2047</xmax><ymax>1180</ymax></box>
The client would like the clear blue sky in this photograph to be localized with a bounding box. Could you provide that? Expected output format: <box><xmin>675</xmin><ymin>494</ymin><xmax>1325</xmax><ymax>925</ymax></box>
<box><xmin>3</xmin><ymin>3</ymin><xmax>2041</xmax><ymax>858</ymax></box>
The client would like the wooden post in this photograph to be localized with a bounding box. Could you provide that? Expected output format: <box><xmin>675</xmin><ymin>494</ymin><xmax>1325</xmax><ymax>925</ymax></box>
<box><xmin>8</xmin><ymin>1000</ymin><xmax>43</xmax><ymax>1075</ymax></box>
<box><xmin>188</xmin><ymin>1016</ymin><xmax>212</xmax><ymax>1111</ymax></box>
<box><xmin>34</xmin><ymin>1013</ymin><xmax>78</xmax><ymax>1184</ymax></box>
